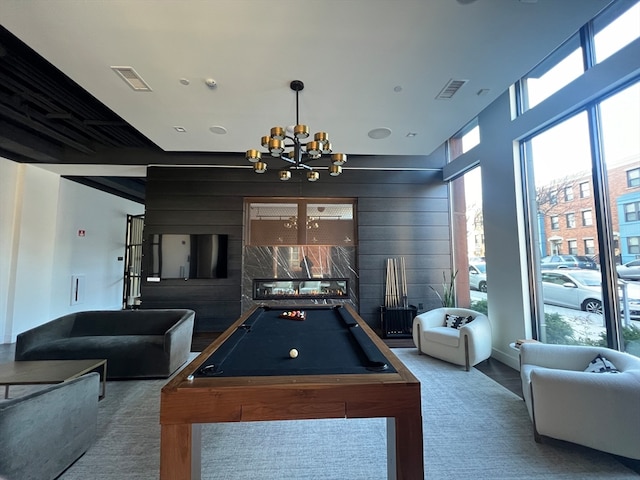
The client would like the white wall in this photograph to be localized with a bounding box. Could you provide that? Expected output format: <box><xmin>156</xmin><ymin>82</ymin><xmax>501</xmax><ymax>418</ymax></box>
<box><xmin>444</xmin><ymin>38</ymin><xmax>640</xmax><ymax>369</ymax></box>
<box><xmin>0</xmin><ymin>160</ymin><xmax>20</xmax><ymax>343</ymax></box>
<box><xmin>0</xmin><ymin>157</ymin><xmax>144</xmax><ymax>343</ymax></box>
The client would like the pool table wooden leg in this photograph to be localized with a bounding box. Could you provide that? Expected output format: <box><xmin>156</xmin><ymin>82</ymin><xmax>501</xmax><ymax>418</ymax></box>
<box><xmin>160</xmin><ymin>423</ymin><xmax>202</xmax><ymax>480</ymax></box>
<box><xmin>387</xmin><ymin>411</ymin><xmax>424</xmax><ymax>480</ymax></box>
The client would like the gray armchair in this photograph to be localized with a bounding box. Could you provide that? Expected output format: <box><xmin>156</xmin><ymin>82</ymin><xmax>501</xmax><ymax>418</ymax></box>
<box><xmin>0</xmin><ymin>373</ymin><xmax>99</xmax><ymax>480</ymax></box>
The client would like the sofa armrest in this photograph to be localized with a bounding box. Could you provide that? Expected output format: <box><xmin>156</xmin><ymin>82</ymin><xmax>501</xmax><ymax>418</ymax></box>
<box><xmin>459</xmin><ymin>314</ymin><xmax>491</xmax><ymax>339</ymax></box>
<box><xmin>530</xmin><ymin>368</ymin><xmax>640</xmax><ymax>458</ymax></box>
<box><xmin>520</xmin><ymin>343</ymin><xmax>606</xmax><ymax>371</ymax></box>
<box><xmin>413</xmin><ymin>310</ymin><xmax>446</xmax><ymax>329</ymax></box>
<box><xmin>0</xmin><ymin>373</ymin><xmax>99</xmax><ymax>480</ymax></box>
<box><xmin>164</xmin><ymin>310</ymin><xmax>195</xmax><ymax>373</ymax></box>
<box><xmin>15</xmin><ymin>315</ymin><xmax>76</xmax><ymax>360</ymax></box>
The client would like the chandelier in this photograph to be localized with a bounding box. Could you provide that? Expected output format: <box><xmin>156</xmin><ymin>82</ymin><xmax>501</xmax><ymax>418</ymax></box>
<box><xmin>245</xmin><ymin>80</ymin><xmax>347</xmax><ymax>182</ymax></box>
<box><xmin>283</xmin><ymin>216</ymin><xmax>320</xmax><ymax>229</ymax></box>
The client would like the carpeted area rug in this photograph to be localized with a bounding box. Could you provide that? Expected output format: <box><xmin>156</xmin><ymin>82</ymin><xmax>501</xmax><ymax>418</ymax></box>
<box><xmin>57</xmin><ymin>349</ymin><xmax>638</xmax><ymax>480</ymax></box>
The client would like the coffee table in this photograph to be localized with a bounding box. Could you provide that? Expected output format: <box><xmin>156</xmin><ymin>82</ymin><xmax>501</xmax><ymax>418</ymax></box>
<box><xmin>0</xmin><ymin>359</ymin><xmax>107</xmax><ymax>400</ymax></box>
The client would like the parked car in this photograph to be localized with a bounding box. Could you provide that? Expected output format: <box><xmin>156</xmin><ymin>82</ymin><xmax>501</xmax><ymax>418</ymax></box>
<box><xmin>617</xmin><ymin>259</ymin><xmax>640</xmax><ymax>281</ymax></box>
<box><xmin>540</xmin><ymin>254</ymin><xmax>598</xmax><ymax>270</ymax></box>
<box><xmin>541</xmin><ymin>269</ymin><xmax>640</xmax><ymax>319</ymax></box>
<box><xmin>469</xmin><ymin>263</ymin><xmax>487</xmax><ymax>292</ymax></box>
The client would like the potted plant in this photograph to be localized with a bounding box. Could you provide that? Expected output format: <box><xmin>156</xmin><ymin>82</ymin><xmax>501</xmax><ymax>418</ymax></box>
<box><xmin>431</xmin><ymin>270</ymin><xmax>457</xmax><ymax>307</ymax></box>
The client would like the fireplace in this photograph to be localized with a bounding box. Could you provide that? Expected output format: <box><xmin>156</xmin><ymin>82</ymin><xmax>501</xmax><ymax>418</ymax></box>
<box><xmin>253</xmin><ymin>278</ymin><xmax>349</xmax><ymax>301</ymax></box>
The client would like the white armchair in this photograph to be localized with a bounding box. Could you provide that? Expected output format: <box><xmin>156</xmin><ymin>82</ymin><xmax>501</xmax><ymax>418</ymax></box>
<box><xmin>412</xmin><ymin>307</ymin><xmax>492</xmax><ymax>371</ymax></box>
<box><xmin>520</xmin><ymin>343</ymin><xmax>640</xmax><ymax>460</ymax></box>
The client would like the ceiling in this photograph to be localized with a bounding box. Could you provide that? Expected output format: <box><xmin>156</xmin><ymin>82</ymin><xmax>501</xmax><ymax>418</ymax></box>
<box><xmin>0</xmin><ymin>0</ymin><xmax>611</xmax><ymax>202</ymax></box>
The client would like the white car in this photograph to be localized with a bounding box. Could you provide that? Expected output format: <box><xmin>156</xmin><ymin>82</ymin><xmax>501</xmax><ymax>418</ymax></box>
<box><xmin>617</xmin><ymin>259</ymin><xmax>640</xmax><ymax>281</ymax></box>
<box><xmin>469</xmin><ymin>264</ymin><xmax>487</xmax><ymax>292</ymax></box>
<box><xmin>541</xmin><ymin>269</ymin><xmax>640</xmax><ymax>319</ymax></box>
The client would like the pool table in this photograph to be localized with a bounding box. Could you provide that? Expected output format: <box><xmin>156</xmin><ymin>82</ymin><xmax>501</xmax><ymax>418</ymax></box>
<box><xmin>160</xmin><ymin>304</ymin><xmax>423</xmax><ymax>480</ymax></box>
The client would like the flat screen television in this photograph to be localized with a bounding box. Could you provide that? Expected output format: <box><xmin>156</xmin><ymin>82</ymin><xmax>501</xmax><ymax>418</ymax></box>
<box><xmin>146</xmin><ymin>234</ymin><xmax>228</xmax><ymax>280</ymax></box>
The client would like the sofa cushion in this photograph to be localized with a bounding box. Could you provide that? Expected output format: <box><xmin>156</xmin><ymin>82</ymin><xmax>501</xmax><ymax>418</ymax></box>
<box><xmin>584</xmin><ymin>354</ymin><xmax>619</xmax><ymax>373</ymax></box>
<box><xmin>445</xmin><ymin>314</ymin><xmax>473</xmax><ymax>329</ymax></box>
<box><xmin>424</xmin><ymin>327</ymin><xmax>461</xmax><ymax>347</ymax></box>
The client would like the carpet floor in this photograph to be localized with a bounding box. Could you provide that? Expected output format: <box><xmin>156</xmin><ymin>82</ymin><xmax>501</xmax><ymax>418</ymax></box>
<box><xmin>56</xmin><ymin>349</ymin><xmax>638</xmax><ymax>480</ymax></box>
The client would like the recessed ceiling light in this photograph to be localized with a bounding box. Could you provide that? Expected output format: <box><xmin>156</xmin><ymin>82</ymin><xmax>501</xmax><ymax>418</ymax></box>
<box><xmin>179</xmin><ymin>78</ymin><xmax>190</xmax><ymax>86</ymax></box>
<box><xmin>394</xmin><ymin>86</ymin><xmax>403</xmax><ymax>93</ymax></box>
<box><xmin>368</xmin><ymin>127</ymin><xmax>392</xmax><ymax>139</ymax></box>
<box><xmin>209</xmin><ymin>126</ymin><xmax>227</xmax><ymax>135</ymax></box>
<box><xmin>406</xmin><ymin>132</ymin><xmax>417</xmax><ymax>138</ymax></box>
<box><xmin>174</xmin><ymin>126</ymin><xmax>186</xmax><ymax>133</ymax></box>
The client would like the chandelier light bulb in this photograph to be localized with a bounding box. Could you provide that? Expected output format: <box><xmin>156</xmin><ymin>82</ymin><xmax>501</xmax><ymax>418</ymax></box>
<box><xmin>254</xmin><ymin>161</ymin><xmax>267</xmax><ymax>173</ymax></box>
<box><xmin>279</xmin><ymin>170</ymin><xmax>291</xmax><ymax>181</ymax></box>
<box><xmin>294</xmin><ymin>124</ymin><xmax>309</xmax><ymax>139</ymax></box>
<box><xmin>261</xmin><ymin>136</ymin><xmax>270</xmax><ymax>148</ymax></box>
<box><xmin>321</xmin><ymin>142</ymin><xmax>332</xmax><ymax>154</ymax></box>
<box><xmin>331</xmin><ymin>153</ymin><xmax>347</xmax><ymax>166</ymax></box>
<box><xmin>329</xmin><ymin>165</ymin><xmax>342</xmax><ymax>176</ymax></box>
<box><xmin>307</xmin><ymin>171</ymin><xmax>319</xmax><ymax>182</ymax></box>
<box><xmin>246</xmin><ymin>149</ymin><xmax>261</xmax><ymax>162</ymax></box>
<box><xmin>268</xmin><ymin>138</ymin><xmax>284</xmax><ymax>156</ymax></box>
<box><xmin>314</xmin><ymin>131</ymin><xmax>329</xmax><ymax>145</ymax></box>
<box><xmin>307</xmin><ymin>141</ymin><xmax>321</xmax><ymax>156</ymax></box>
<box><xmin>270</xmin><ymin>126</ymin><xmax>285</xmax><ymax>140</ymax></box>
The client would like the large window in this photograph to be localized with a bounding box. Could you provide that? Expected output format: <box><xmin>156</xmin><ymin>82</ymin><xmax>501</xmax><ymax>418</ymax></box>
<box><xmin>520</xmin><ymin>33</ymin><xmax>584</xmax><ymax>111</ymax></box>
<box><xmin>593</xmin><ymin>0</ymin><xmax>640</xmax><ymax>64</ymax></box>
<box><xmin>449</xmin><ymin>118</ymin><xmax>480</xmax><ymax>161</ymax></box>
<box><xmin>525</xmin><ymin>112</ymin><xmax>607</xmax><ymax>346</ymax></box>
<box><xmin>524</xmin><ymin>83</ymin><xmax>640</xmax><ymax>352</ymax></box>
<box><xmin>520</xmin><ymin>1</ymin><xmax>640</xmax><ymax>355</ymax></box>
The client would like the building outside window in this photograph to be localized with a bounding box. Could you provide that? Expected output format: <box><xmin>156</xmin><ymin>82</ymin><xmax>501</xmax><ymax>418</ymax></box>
<box><xmin>565</xmin><ymin>212</ymin><xmax>576</xmax><ymax>228</ymax></box>
<box><xmin>568</xmin><ymin>239</ymin><xmax>578</xmax><ymax>255</ymax></box>
<box><xmin>628</xmin><ymin>168</ymin><xmax>640</xmax><ymax>187</ymax></box>
<box><xmin>579</xmin><ymin>181</ymin><xmax>591</xmax><ymax>198</ymax></box>
<box><xmin>628</xmin><ymin>236</ymin><xmax>640</xmax><ymax>255</ymax></box>
<box><xmin>550</xmin><ymin>216</ymin><xmax>559</xmax><ymax>230</ymax></box>
<box><xmin>564</xmin><ymin>186</ymin><xmax>574</xmax><ymax>201</ymax></box>
<box><xmin>624</xmin><ymin>201</ymin><xmax>639</xmax><ymax>221</ymax></box>
<box><xmin>584</xmin><ymin>238</ymin><xmax>596</xmax><ymax>255</ymax></box>
<box><xmin>582</xmin><ymin>210</ymin><xmax>593</xmax><ymax>226</ymax></box>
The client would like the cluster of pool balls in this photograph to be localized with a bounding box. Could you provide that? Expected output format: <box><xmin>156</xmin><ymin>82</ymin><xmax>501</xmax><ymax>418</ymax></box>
<box><xmin>280</xmin><ymin>310</ymin><xmax>306</xmax><ymax>320</ymax></box>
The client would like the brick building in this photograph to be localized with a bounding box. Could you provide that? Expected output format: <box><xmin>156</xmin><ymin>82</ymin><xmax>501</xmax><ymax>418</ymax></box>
<box><xmin>538</xmin><ymin>155</ymin><xmax>640</xmax><ymax>263</ymax></box>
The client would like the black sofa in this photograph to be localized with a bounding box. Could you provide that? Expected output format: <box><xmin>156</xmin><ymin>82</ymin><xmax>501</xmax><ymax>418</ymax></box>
<box><xmin>14</xmin><ymin>309</ymin><xmax>195</xmax><ymax>379</ymax></box>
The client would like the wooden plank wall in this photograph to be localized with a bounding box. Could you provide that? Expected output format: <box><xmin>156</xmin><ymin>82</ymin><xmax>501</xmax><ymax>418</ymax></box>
<box><xmin>141</xmin><ymin>156</ymin><xmax>450</xmax><ymax>333</ymax></box>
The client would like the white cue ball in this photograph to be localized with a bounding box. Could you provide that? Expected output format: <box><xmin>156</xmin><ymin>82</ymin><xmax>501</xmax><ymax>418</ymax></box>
<box><xmin>289</xmin><ymin>348</ymin><xmax>299</xmax><ymax>358</ymax></box>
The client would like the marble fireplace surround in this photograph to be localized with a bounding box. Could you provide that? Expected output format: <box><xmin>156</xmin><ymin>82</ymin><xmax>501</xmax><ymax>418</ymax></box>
<box><xmin>241</xmin><ymin>246</ymin><xmax>358</xmax><ymax>312</ymax></box>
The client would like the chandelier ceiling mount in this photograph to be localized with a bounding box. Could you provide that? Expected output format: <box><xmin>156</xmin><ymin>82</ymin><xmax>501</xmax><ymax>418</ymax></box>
<box><xmin>246</xmin><ymin>80</ymin><xmax>347</xmax><ymax>182</ymax></box>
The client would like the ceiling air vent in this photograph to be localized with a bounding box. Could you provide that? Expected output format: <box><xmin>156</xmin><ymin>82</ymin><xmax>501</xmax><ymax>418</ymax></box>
<box><xmin>435</xmin><ymin>79</ymin><xmax>468</xmax><ymax>100</ymax></box>
<box><xmin>111</xmin><ymin>66</ymin><xmax>152</xmax><ymax>91</ymax></box>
